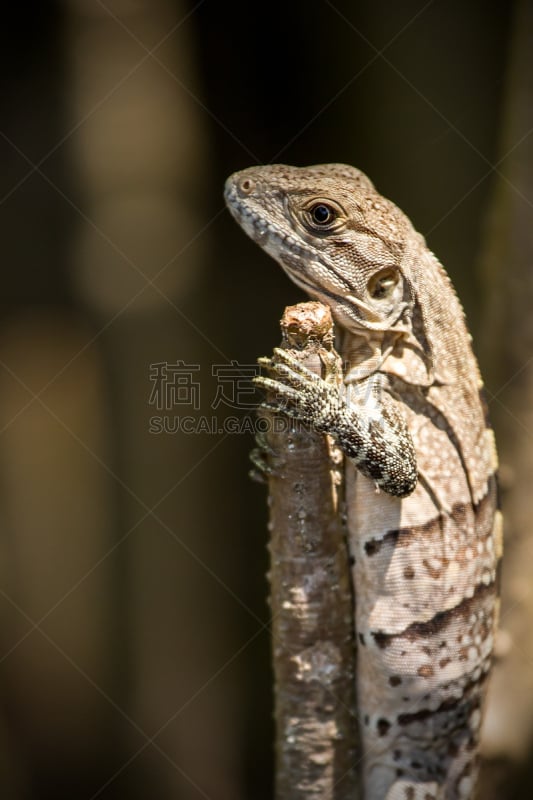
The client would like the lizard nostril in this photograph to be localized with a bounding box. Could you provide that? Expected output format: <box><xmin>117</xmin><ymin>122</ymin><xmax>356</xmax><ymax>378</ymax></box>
<box><xmin>238</xmin><ymin>177</ymin><xmax>255</xmax><ymax>195</ymax></box>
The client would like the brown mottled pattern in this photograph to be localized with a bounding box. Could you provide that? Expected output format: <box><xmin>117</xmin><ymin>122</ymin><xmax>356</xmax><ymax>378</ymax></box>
<box><xmin>348</xmin><ymin>381</ymin><xmax>498</xmax><ymax>800</ymax></box>
<box><xmin>224</xmin><ymin>163</ymin><xmax>500</xmax><ymax>799</ymax></box>
<box><xmin>350</xmin><ymin>444</ymin><xmax>497</xmax><ymax>800</ymax></box>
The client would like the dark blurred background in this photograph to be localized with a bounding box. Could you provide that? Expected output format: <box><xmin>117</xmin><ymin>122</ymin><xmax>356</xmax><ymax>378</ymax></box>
<box><xmin>0</xmin><ymin>1</ymin><xmax>532</xmax><ymax>798</ymax></box>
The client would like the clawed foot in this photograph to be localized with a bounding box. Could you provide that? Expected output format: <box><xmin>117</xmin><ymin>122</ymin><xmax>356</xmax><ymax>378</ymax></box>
<box><xmin>254</xmin><ymin>348</ymin><xmax>343</xmax><ymax>433</ymax></box>
<box><xmin>254</xmin><ymin>347</ymin><xmax>418</xmax><ymax>498</ymax></box>
<box><xmin>249</xmin><ymin>429</ymin><xmax>279</xmax><ymax>482</ymax></box>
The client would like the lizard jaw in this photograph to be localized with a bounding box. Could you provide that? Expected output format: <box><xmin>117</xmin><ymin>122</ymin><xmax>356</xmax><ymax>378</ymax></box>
<box><xmin>225</xmin><ymin>175</ymin><xmax>310</xmax><ymax>261</ymax></box>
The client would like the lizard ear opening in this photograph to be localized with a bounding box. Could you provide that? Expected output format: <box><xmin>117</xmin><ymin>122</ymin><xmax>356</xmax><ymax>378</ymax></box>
<box><xmin>367</xmin><ymin>268</ymin><xmax>399</xmax><ymax>299</ymax></box>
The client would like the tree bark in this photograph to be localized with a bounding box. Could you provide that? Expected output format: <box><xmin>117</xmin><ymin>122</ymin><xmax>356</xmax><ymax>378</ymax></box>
<box><xmin>262</xmin><ymin>301</ymin><xmax>359</xmax><ymax>800</ymax></box>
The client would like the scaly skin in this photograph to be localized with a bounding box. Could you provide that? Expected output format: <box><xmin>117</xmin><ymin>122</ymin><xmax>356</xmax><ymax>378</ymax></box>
<box><xmin>225</xmin><ymin>164</ymin><xmax>501</xmax><ymax>800</ymax></box>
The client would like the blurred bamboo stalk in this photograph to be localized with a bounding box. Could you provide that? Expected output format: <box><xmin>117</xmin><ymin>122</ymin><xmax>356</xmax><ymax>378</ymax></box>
<box><xmin>0</xmin><ymin>314</ymin><xmax>116</xmax><ymax>793</ymax></box>
<box><xmin>477</xmin><ymin>0</ymin><xmax>533</xmax><ymax>796</ymax></box>
<box><xmin>65</xmin><ymin>1</ymin><xmax>241</xmax><ymax>797</ymax></box>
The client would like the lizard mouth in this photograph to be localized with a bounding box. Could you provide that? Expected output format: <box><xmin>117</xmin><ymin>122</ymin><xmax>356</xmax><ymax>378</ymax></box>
<box><xmin>225</xmin><ymin>185</ymin><xmax>273</xmax><ymax>249</ymax></box>
<box><xmin>225</xmin><ymin>183</ymin><xmax>315</xmax><ymax>266</ymax></box>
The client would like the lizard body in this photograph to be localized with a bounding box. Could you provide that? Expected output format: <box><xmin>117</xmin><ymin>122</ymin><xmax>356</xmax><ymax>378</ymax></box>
<box><xmin>224</xmin><ymin>164</ymin><xmax>500</xmax><ymax>799</ymax></box>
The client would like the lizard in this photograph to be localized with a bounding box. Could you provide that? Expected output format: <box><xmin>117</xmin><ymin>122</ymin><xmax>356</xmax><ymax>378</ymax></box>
<box><xmin>224</xmin><ymin>163</ymin><xmax>501</xmax><ymax>800</ymax></box>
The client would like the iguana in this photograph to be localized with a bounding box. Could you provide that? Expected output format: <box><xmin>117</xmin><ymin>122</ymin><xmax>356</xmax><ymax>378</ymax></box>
<box><xmin>224</xmin><ymin>163</ymin><xmax>501</xmax><ymax>800</ymax></box>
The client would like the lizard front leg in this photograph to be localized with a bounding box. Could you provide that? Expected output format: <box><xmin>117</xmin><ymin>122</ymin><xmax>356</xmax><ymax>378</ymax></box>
<box><xmin>255</xmin><ymin>347</ymin><xmax>417</xmax><ymax>498</ymax></box>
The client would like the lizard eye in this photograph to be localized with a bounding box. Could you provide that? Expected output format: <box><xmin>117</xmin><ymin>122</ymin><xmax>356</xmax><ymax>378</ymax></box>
<box><xmin>310</xmin><ymin>203</ymin><xmax>335</xmax><ymax>225</ymax></box>
<box><xmin>367</xmin><ymin>268</ymin><xmax>399</xmax><ymax>299</ymax></box>
<box><xmin>299</xmin><ymin>199</ymin><xmax>344</xmax><ymax>232</ymax></box>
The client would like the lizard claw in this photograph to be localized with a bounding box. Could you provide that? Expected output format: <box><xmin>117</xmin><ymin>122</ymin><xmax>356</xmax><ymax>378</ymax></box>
<box><xmin>249</xmin><ymin>447</ymin><xmax>275</xmax><ymax>482</ymax></box>
<box><xmin>249</xmin><ymin>423</ymin><xmax>287</xmax><ymax>481</ymax></box>
<box><xmin>254</xmin><ymin>375</ymin><xmax>318</xmax><ymax>415</ymax></box>
<box><xmin>271</xmin><ymin>348</ymin><xmax>323</xmax><ymax>383</ymax></box>
<box><xmin>255</xmin><ymin>356</ymin><xmax>343</xmax><ymax>432</ymax></box>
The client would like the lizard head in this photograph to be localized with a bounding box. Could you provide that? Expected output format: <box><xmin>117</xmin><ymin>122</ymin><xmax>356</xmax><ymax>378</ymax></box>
<box><xmin>224</xmin><ymin>163</ymin><xmax>416</xmax><ymax>335</ymax></box>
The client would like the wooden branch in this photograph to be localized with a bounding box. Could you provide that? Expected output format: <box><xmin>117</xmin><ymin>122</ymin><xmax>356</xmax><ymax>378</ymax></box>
<box><xmin>260</xmin><ymin>301</ymin><xmax>359</xmax><ymax>800</ymax></box>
